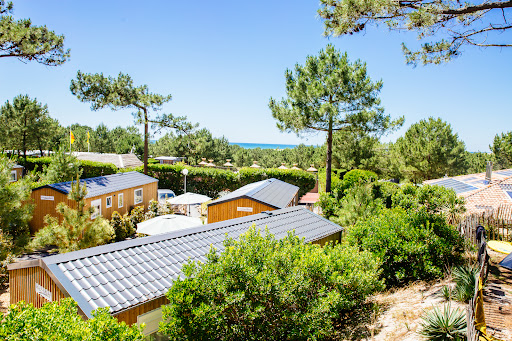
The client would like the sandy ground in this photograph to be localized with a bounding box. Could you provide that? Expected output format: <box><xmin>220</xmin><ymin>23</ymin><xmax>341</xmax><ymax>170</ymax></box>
<box><xmin>0</xmin><ymin>286</ymin><xmax>9</xmax><ymax>315</ymax></box>
<box><xmin>369</xmin><ymin>279</ymin><xmax>466</xmax><ymax>341</ymax></box>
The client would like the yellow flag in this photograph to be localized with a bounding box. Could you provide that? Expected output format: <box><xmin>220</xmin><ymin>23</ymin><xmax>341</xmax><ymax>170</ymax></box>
<box><xmin>70</xmin><ymin>130</ymin><xmax>75</xmax><ymax>144</ymax></box>
<box><xmin>87</xmin><ymin>131</ymin><xmax>90</xmax><ymax>144</ymax></box>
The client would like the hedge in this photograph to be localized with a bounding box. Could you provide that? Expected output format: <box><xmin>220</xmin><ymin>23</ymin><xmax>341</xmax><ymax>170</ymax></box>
<box><xmin>143</xmin><ymin>164</ymin><xmax>316</xmax><ymax>199</ymax></box>
<box><xmin>21</xmin><ymin>157</ymin><xmax>118</xmax><ymax>179</ymax></box>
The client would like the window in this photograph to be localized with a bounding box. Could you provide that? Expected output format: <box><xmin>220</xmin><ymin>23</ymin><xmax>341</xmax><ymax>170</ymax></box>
<box><xmin>134</xmin><ymin>188</ymin><xmax>143</xmax><ymax>204</ymax></box>
<box><xmin>10</xmin><ymin>170</ymin><xmax>17</xmax><ymax>182</ymax></box>
<box><xmin>118</xmin><ymin>193</ymin><xmax>124</xmax><ymax>208</ymax></box>
<box><xmin>91</xmin><ymin>199</ymin><xmax>101</xmax><ymax>219</ymax></box>
<box><xmin>106</xmin><ymin>196</ymin><xmax>112</xmax><ymax>208</ymax></box>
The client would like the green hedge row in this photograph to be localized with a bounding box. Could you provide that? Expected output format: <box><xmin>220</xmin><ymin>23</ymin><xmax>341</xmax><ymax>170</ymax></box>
<box><xmin>21</xmin><ymin>158</ymin><xmax>118</xmax><ymax>179</ymax></box>
<box><xmin>144</xmin><ymin>164</ymin><xmax>316</xmax><ymax>198</ymax></box>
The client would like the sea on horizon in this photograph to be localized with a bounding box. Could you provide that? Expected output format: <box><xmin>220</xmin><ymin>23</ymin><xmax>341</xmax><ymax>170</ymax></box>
<box><xmin>230</xmin><ymin>142</ymin><xmax>299</xmax><ymax>149</ymax></box>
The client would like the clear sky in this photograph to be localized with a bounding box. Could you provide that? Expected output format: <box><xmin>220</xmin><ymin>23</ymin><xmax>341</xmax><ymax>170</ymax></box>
<box><xmin>1</xmin><ymin>1</ymin><xmax>511</xmax><ymax>152</ymax></box>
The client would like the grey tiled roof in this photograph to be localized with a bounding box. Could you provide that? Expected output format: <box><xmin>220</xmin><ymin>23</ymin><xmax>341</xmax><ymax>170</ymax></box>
<box><xmin>208</xmin><ymin>178</ymin><xmax>299</xmax><ymax>208</ymax></box>
<box><xmin>73</xmin><ymin>152</ymin><xmax>143</xmax><ymax>169</ymax></box>
<box><xmin>14</xmin><ymin>207</ymin><xmax>341</xmax><ymax>318</ymax></box>
<box><xmin>34</xmin><ymin>172</ymin><xmax>158</xmax><ymax>199</ymax></box>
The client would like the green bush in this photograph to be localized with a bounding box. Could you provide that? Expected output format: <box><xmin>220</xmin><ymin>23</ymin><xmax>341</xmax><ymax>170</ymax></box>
<box><xmin>79</xmin><ymin>160</ymin><xmax>117</xmax><ymax>178</ymax></box>
<box><xmin>345</xmin><ymin>208</ymin><xmax>464</xmax><ymax>286</ymax></box>
<box><xmin>452</xmin><ymin>264</ymin><xmax>479</xmax><ymax>302</ymax></box>
<box><xmin>144</xmin><ymin>164</ymin><xmax>316</xmax><ymax>199</ymax></box>
<box><xmin>160</xmin><ymin>226</ymin><xmax>383</xmax><ymax>340</ymax></box>
<box><xmin>0</xmin><ymin>298</ymin><xmax>145</xmax><ymax>340</ymax></box>
<box><xmin>339</xmin><ymin>169</ymin><xmax>378</xmax><ymax>193</ymax></box>
<box><xmin>110</xmin><ymin>211</ymin><xmax>133</xmax><ymax>242</ymax></box>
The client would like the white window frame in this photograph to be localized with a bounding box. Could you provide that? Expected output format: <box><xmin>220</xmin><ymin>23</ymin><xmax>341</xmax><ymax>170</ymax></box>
<box><xmin>106</xmin><ymin>196</ymin><xmax>113</xmax><ymax>208</ymax></box>
<box><xmin>91</xmin><ymin>199</ymin><xmax>101</xmax><ymax>219</ymax></box>
<box><xmin>10</xmin><ymin>170</ymin><xmax>17</xmax><ymax>182</ymax></box>
<box><xmin>118</xmin><ymin>193</ymin><xmax>124</xmax><ymax>208</ymax></box>
<box><xmin>134</xmin><ymin>188</ymin><xmax>143</xmax><ymax>204</ymax></box>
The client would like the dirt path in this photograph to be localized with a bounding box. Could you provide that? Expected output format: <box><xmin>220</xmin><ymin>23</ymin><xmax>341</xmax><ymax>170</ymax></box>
<box><xmin>0</xmin><ymin>286</ymin><xmax>9</xmax><ymax>315</ymax></box>
<box><xmin>369</xmin><ymin>279</ymin><xmax>466</xmax><ymax>341</ymax></box>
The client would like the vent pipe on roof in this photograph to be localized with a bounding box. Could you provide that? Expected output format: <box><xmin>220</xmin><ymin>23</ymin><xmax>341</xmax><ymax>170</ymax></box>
<box><xmin>485</xmin><ymin>161</ymin><xmax>492</xmax><ymax>183</ymax></box>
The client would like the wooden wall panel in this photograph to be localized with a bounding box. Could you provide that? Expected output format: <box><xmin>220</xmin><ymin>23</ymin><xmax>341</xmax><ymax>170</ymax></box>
<box><xmin>114</xmin><ymin>296</ymin><xmax>169</xmax><ymax>325</ymax></box>
<box><xmin>208</xmin><ymin>198</ymin><xmax>274</xmax><ymax>223</ymax></box>
<box><xmin>30</xmin><ymin>182</ymin><xmax>158</xmax><ymax>234</ymax></box>
<box><xmin>14</xmin><ymin>167</ymin><xmax>23</xmax><ymax>181</ymax></box>
<box><xmin>9</xmin><ymin>266</ymin><xmax>66</xmax><ymax>308</ymax></box>
<box><xmin>29</xmin><ymin>188</ymin><xmax>74</xmax><ymax>234</ymax></box>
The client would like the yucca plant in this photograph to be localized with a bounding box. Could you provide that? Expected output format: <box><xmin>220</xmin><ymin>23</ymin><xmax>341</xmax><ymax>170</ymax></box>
<box><xmin>418</xmin><ymin>304</ymin><xmax>466</xmax><ymax>340</ymax></box>
<box><xmin>440</xmin><ymin>285</ymin><xmax>452</xmax><ymax>301</ymax></box>
<box><xmin>452</xmin><ymin>265</ymin><xmax>479</xmax><ymax>303</ymax></box>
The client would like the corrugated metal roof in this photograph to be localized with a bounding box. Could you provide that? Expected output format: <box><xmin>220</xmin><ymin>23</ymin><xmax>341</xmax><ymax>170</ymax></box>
<box><xmin>12</xmin><ymin>207</ymin><xmax>342</xmax><ymax>318</ymax></box>
<box><xmin>34</xmin><ymin>171</ymin><xmax>158</xmax><ymax>199</ymax></box>
<box><xmin>208</xmin><ymin>178</ymin><xmax>299</xmax><ymax>208</ymax></box>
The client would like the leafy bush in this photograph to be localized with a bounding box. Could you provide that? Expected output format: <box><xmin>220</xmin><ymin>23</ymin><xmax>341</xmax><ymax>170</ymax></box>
<box><xmin>0</xmin><ymin>231</ymin><xmax>15</xmax><ymax>286</ymax></box>
<box><xmin>339</xmin><ymin>169</ymin><xmax>378</xmax><ymax>193</ymax></box>
<box><xmin>39</xmin><ymin>149</ymin><xmax>82</xmax><ymax>183</ymax></box>
<box><xmin>160</xmin><ymin>226</ymin><xmax>383</xmax><ymax>340</ymax></box>
<box><xmin>418</xmin><ymin>304</ymin><xmax>466</xmax><ymax>341</ymax></box>
<box><xmin>79</xmin><ymin>159</ymin><xmax>117</xmax><ymax>178</ymax></box>
<box><xmin>0</xmin><ymin>298</ymin><xmax>145</xmax><ymax>340</ymax></box>
<box><xmin>345</xmin><ymin>208</ymin><xmax>464</xmax><ymax>286</ymax></box>
<box><xmin>30</xmin><ymin>179</ymin><xmax>113</xmax><ymax>253</ymax></box>
<box><xmin>145</xmin><ymin>164</ymin><xmax>316</xmax><ymax>198</ymax></box>
<box><xmin>110</xmin><ymin>211</ymin><xmax>134</xmax><ymax>242</ymax></box>
<box><xmin>128</xmin><ymin>206</ymin><xmax>145</xmax><ymax>227</ymax></box>
<box><xmin>330</xmin><ymin>182</ymin><xmax>384</xmax><ymax>227</ymax></box>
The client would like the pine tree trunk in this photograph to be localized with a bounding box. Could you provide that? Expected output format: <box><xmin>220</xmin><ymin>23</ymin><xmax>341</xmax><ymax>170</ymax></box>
<box><xmin>326</xmin><ymin>117</ymin><xmax>333</xmax><ymax>193</ymax></box>
<box><xmin>144</xmin><ymin>109</ymin><xmax>149</xmax><ymax>175</ymax></box>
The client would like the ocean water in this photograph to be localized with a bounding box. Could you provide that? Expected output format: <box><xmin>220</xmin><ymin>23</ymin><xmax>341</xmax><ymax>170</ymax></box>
<box><xmin>230</xmin><ymin>142</ymin><xmax>298</xmax><ymax>149</ymax></box>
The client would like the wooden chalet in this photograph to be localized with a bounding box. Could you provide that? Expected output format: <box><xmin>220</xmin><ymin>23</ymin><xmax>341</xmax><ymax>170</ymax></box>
<box><xmin>10</xmin><ymin>164</ymin><xmax>23</xmax><ymax>182</ymax></box>
<box><xmin>153</xmin><ymin>156</ymin><xmax>185</xmax><ymax>165</ymax></box>
<box><xmin>207</xmin><ymin>178</ymin><xmax>299</xmax><ymax>223</ymax></box>
<box><xmin>8</xmin><ymin>206</ymin><xmax>343</xmax><ymax>338</ymax></box>
<box><xmin>29</xmin><ymin>171</ymin><xmax>158</xmax><ymax>233</ymax></box>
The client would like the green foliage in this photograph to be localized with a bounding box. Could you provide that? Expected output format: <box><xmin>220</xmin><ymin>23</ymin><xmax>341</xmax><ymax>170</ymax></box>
<box><xmin>392</xmin><ymin>183</ymin><xmax>466</xmax><ymax>220</ymax></box>
<box><xmin>319</xmin><ymin>0</ymin><xmax>509</xmax><ymax>65</ymax></box>
<box><xmin>392</xmin><ymin>117</ymin><xmax>467</xmax><ymax>183</ymax></box>
<box><xmin>452</xmin><ymin>264</ymin><xmax>479</xmax><ymax>303</ymax></box>
<box><xmin>0</xmin><ymin>230</ymin><xmax>15</xmax><ymax>286</ymax></box>
<box><xmin>345</xmin><ymin>208</ymin><xmax>464</xmax><ymax>286</ymax></box>
<box><xmin>330</xmin><ymin>182</ymin><xmax>384</xmax><ymax>227</ymax></box>
<box><xmin>145</xmin><ymin>164</ymin><xmax>316</xmax><ymax>198</ymax></box>
<box><xmin>0</xmin><ymin>156</ymin><xmax>33</xmax><ymax>247</ymax></box>
<box><xmin>491</xmin><ymin>131</ymin><xmax>512</xmax><ymax>170</ymax></box>
<box><xmin>269</xmin><ymin>44</ymin><xmax>402</xmax><ymax>192</ymax></box>
<box><xmin>128</xmin><ymin>206</ymin><xmax>145</xmax><ymax>228</ymax></box>
<box><xmin>30</xmin><ymin>178</ymin><xmax>113</xmax><ymax>253</ymax></box>
<box><xmin>79</xmin><ymin>159</ymin><xmax>118</xmax><ymax>178</ymax></box>
<box><xmin>339</xmin><ymin>169</ymin><xmax>378</xmax><ymax>193</ymax></box>
<box><xmin>0</xmin><ymin>298</ymin><xmax>145</xmax><ymax>340</ymax></box>
<box><xmin>160</xmin><ymin>226</ymin><xmax>383</xmax><ymax>340</ymax></box>
<box><xmin>418</xmin><ymin>304</ymin><xmax>466</xmax><ymax>340</ymax></box>
<box><xmin>0</xmin><ymin>1</ymin><xmax>69</xmax><ymax>66</ymax></box>
<box><xmin>40</xmin><ymin>148</ymin><xmax>82</xmax><ymax>183</ymax></box>
<box><xmin>0</xmin><ymin>95</ymin><xmax>59</xmax><ymax>158</ymax></box>
<box><xmin>110</xmin><ymin>211</ymin><xmax>134</xmax><ymax>242</ymax></box>
<box><xmin>465</xmin><ymin>151</ymin><xmax>494</xmax><ymax>174</ymax></box>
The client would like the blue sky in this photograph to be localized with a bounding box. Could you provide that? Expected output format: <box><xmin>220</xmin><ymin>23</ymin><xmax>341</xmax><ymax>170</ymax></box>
<box><xmin>1</xmin><ymin>1</ymin><xmax>511</xmax><ymax>151</ymax></box>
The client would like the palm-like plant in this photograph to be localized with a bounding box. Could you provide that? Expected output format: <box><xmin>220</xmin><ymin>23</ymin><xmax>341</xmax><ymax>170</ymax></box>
<box><xmin>418</xmin><ymin>304</ymin><xmax>466</xmax><ymax>340</ymax></box>
<box><xmin>452</xmin><ymin>264</ymin><xmax>479</xmax><ymax>302</ymax></box>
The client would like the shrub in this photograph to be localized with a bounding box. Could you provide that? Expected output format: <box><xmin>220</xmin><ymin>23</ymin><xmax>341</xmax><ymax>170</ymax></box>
<box><xmin>0</xmin><ymin>298</ymin><xmax>145</xmax><ymax>340</ymax></box>
<box><xmin>418</xmin><ymin>304</ymin><xmax>466</xmax><ymax>341</ymax></box>
<box><xmin>79</xmin><ymin>160</ymin><xmax>117</xmax><ymax>178</ymax></box>
<box><xmin>110</xmin><ymin>211</ymin><xmax>133</xmax><ymax>242</ymax></box>
<box><xmin>160</xmin><ymin>226</ymin><xmax>383</xmax><ymax>340</ymax></box>
<box><xmin>238</xmin><ymin>168</ymin><xmax>316</xmax><ymax>197</ymax></box>
<box><xmin>128</xmin><ymin>206</ymin><xmax>145</xmax><ymax>228</ymax></box>
<box><xmin>345</xmin><ymin>208</ymin><xmax>464</xmax><ymax>286</ymax></box>
<box><xmin>339</xmin><ymin>169</ymin><xmax>378</xmax><ymax>193</ymax></box>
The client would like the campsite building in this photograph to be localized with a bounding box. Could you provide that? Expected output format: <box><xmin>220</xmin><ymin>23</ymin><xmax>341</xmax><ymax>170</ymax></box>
<box><xmin>207</xmin><ymin>178</ymin><xmax>299</xmax><ymax>223</ymax></box>
<box><xmin>10</xmin><ymin>164</ymin><xmax>23</xmax><ymax>182</ymax></box>
<box><xmin>8</xmin><ymin>206</ymin><xmax>343</xmax><ymax>337</ymax></box>
<box><xmin>72</xmin><ymin>152</ymin><xmax>143</xmax><ymax>169</ymax></box>
<box><xmin>29</xmin><ymin>171</ymin><xmax>158</xmax><ymax>233</ymax></box>
<box><xmin>153</xmin><ymin>156</ymin><xmax>186</xmax><ymax>165</ymax></box>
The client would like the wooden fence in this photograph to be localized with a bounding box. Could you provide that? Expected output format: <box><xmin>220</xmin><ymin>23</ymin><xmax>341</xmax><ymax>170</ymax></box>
<box><xmin>459</xmin><ymin>215</ymin><xmax>490</xmax><ymax>341</ymax></box>
<box><xmin>457</xmin><ymin>204</ymin><xmax>512</xmax><ymax>243</ymax></box>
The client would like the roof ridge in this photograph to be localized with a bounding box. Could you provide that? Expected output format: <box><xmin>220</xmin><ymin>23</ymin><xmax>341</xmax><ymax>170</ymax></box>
<box><xmin>245</xmin><ymin>178</ymin><xmax>275</xmax><ymax>197</ymax></box>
